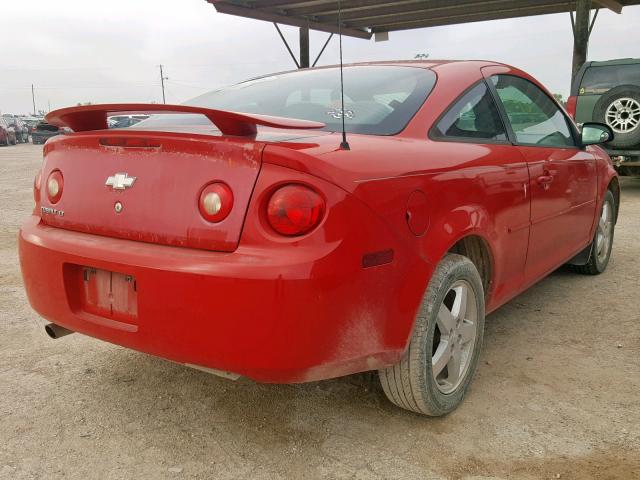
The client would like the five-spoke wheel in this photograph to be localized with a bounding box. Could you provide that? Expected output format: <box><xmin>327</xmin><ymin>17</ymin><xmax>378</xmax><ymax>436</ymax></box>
<box><xmin>379</xmin><ymin>254</ymin><xmax>485</xmax><ymax>416</ymax></box>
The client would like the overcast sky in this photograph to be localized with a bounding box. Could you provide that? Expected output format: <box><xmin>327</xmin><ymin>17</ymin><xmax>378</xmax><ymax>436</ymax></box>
<box><xmin>1</xmin><ymin>0</ymin><xmax>639</xmax><ymax>115</ymax></box>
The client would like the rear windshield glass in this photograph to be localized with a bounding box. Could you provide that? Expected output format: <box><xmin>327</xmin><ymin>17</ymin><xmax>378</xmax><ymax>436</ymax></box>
<box><xmin>580</xmin><ymin>64</ymin><xmax>640</xmax><ymax>94</ymax></box>
<box><xmin>180</xmin><ymin>66</ymin><xmax>436</xmax><ymax>135</ymax></box>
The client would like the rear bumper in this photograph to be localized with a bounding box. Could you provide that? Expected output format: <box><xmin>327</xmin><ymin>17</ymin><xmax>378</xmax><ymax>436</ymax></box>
<box><xmin>19</xmin><ymin>216</ymin><xmax>418</xmax><ymax>383</ymax></box>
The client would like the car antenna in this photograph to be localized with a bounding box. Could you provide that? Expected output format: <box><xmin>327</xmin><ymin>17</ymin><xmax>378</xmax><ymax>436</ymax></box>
<box><xmin>338</xmin><ymin>0</ymin><xmax>350</xmax><ymax>151</ymax></box>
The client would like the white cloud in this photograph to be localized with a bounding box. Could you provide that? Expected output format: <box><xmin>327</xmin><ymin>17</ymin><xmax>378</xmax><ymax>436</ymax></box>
<box><xmin>0</xmin><ymin>0</ymin><xmax>638</xmax><ymax>114</ymax></box>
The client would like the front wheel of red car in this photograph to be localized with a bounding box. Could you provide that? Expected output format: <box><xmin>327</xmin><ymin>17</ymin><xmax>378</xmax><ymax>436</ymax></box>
<box><xmin>569</xmin><ymin>190</ymin><xmax>616</xmax><ymax>275</ymax></box>
<box><xmin>379</xmin><ymin>254</ymin><xmax>485</xmax><ymax>416</ymax></box>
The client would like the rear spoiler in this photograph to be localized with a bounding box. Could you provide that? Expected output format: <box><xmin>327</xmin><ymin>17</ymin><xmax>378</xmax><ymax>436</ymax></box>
<box><xmin>45</xmin><ymin>103</ymin><xmax>325</xmax><ymax>137</ymax></box>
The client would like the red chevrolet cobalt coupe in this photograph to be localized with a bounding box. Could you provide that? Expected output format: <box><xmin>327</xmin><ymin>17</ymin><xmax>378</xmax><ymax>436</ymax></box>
<box><xmin>19</xmin><ymin>61</ymin><xmax>618</xmax><ymax>415</ymax></box>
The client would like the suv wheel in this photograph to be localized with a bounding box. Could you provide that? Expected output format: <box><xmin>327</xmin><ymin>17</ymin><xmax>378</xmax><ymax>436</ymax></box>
<box><xmin>594</xmin><ymin>85</ymin><xmax>640</xmax><ymax>149</ymax></box>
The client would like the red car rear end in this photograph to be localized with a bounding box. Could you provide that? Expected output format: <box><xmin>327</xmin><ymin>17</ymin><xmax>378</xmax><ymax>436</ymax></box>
<box><xmin>19</xmin><ymin>103</ymin><xmax>418</xmax><ymax>383</ymax></box>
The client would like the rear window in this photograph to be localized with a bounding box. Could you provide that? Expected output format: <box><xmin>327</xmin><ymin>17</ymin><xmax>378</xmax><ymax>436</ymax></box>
<box><xmin>183</xmin><ymin>66</ymin><xmax>436</xmax><ymax>135</ymax></box>
<box><xmin>580</xmin><ymin>64</ymin><xmax>640</xmax><ymax>95</ymax></box>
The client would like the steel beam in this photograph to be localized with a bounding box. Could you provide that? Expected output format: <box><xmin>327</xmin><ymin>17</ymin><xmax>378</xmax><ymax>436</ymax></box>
<box><xmin>300</xmin><ymin>26</ymin><xmax>310</xmax><ymax>68</ymax></box>
<box><xmin>595</xmin><ymin>0</ymin><xmax>623</xmax><ymax>13</ymax></box>
<box><xmin>213</xmin><ymin>2</ymin><xmax>372</xmax><ymax>38</ymax></box>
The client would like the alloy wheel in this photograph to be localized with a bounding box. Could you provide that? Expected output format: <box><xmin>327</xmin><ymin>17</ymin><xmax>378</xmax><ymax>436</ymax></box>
<box><xmin>596</xmin><ymin>199</ymin><xmax>613</xmax><ymax>264</ymax></box>
<box><xmin>605</xmin><ymin>97</ymin><xmax>640</xmax><ymax>134</ymax></box>
<box><xmin>432</xmin><ymin>280</ymin><xmax>478</xmax><ymax>394</ymax></box>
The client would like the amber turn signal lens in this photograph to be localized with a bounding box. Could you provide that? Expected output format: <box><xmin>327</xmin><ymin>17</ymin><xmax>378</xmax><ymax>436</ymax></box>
<box><xmin>199</xmin><ymin>182</ymin><xmax>233</xmax><ymax>223</ymax></box>
<box><xmin>267</xmin><ymin>184</ymin><xmax>325</xmax><ymax>236</ymax></box>
<box><xmin>46</xmin><ymin>170</ymin><xmax>63</xmax><ymax>204</ymax></box>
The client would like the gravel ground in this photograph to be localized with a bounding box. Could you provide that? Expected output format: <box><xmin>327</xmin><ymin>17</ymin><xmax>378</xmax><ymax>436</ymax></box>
<box><xmin>1</xmin><ymin>143</ymin><xmax>639</xmax><ymax>480</ymax></box>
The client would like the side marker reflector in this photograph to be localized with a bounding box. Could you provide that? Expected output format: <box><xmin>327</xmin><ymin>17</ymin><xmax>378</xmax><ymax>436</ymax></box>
<box><xmin>362</xmin><ymin>249</ymin><xmax>394</xmax><ymax>268</ymax></box>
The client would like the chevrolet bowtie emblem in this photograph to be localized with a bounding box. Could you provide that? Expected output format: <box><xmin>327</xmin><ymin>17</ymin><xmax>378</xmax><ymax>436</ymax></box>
<box><xmin>105</xmin><ymin>173</ymin><xmax>136</xmax><ymax>190</ymax></box>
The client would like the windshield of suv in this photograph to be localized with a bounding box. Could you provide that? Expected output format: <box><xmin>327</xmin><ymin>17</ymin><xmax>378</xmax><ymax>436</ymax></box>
<box><xmin>580</xmin><ymin>64</ymin><xmax>640</xmax><ymax>94</ymax></box>
<box><xmin>178</xmin><ymin>66</ymin><xmax>436</xmax><ymax>135</ymax></box>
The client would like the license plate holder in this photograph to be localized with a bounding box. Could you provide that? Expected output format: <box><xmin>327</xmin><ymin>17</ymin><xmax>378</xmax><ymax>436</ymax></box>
<box><xmin>81</xmin><ymin>267</ymin><xmax>138</xmax><ymax>320</ymax></box>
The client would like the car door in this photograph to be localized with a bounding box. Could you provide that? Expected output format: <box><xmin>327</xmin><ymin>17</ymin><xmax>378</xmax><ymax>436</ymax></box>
<box><xmin>487</xmin><ymin>73</ymin><xmax>598</xmax><ymax>283</ymax></box>
<box><xmin>427</xmin><ymin>79</ymin><xmax>531</xmax><ymax>307</ymax></box>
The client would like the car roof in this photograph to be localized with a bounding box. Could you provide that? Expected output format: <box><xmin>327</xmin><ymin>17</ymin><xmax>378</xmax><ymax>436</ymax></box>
<box><xmin>232</xmin><ymin>59</ymin><xmax>512</xmax><ymax>87</ymax></box>
<box><xmin>586</xmin><ymin>58</ymin><xmax>640</xmax><ymax>67</ymax></box>
<box><xmin>300</xmin><ymin>59</ymin><xmax>510</xmax><ymax>72</ymax></box>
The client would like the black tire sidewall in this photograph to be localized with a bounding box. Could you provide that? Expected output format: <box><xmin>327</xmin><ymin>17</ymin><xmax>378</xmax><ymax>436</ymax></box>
<box><xmin>417</xmin><ymin>255</ymin><xmax>485</xmax><ymax>415</ymax></box>
<box><xmin>593</xmin><ymin>85</ymin><xmax>640</xmax><ymax>149</ymax></box>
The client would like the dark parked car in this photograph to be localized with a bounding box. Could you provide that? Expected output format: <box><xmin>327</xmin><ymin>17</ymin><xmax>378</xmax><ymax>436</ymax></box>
<box><xmin>3</xmin><ymin>117</ymin><xmax>29</xmax><ymax>143</ymax></box>
<box><xmin>568</xmin><ymin>58</ymin><xmax>640</xmax><ymax>175</ymax></box>
<box><xmin>0</xmin><ymin>118</ymin><xmax>17</xmax><ymax>146</ymax></box>
<box><xmin>31</xmin><ymin>121</ymin><xmax>64</xmax><ymax>145</ymax></box>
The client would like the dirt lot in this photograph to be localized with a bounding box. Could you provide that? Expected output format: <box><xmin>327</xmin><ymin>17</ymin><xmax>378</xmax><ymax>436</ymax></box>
<box><xmin>0</xmin><ymin>143</ymin><xmax>638</xmax><ymax>480</ymax></box>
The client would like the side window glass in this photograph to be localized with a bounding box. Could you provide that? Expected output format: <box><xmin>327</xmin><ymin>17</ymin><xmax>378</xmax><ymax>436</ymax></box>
<box><xmin>580</xmin><ymin>64</ymin><xmax>640</xmax><ymax>94</ymax></box>
<box><xmin>491</xmin><ymin>75</ymin><xmax>574</xmax><ymax>147</ymax></box>
<box><xmin>432</xmin><ymin>82</ymin><xmax>507</xmax><ymax>141</ymax></box>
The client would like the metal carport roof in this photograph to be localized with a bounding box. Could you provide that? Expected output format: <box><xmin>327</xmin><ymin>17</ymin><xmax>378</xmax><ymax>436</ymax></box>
<box><xmin>207</xmin><ymin>1</ymin><xmax>640</xmax><ymax>78</ymax></box>
<box><xmin>208</xmin><ymin>0</ymin><xmax>640</xmax><ymax>38</ymax></box>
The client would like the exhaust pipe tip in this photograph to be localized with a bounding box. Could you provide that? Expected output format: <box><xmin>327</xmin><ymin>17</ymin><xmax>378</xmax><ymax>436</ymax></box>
<box><xmin>45</xmin><ymin>323</ymin><xmax>74</xmax><ymax>339</ymax></box>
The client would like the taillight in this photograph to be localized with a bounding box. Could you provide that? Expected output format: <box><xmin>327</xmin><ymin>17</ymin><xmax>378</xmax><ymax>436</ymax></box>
<box><xmin>199</xmin><ymin>182</ymin><xmax>233</xmax><ymax>223</ymax></box>
<box><xmin>566</xmin><ymin>95</ymin><xmax>577</xmax><ymax>119</ymax></box>
<box><xmin>267</xmin><ymin>184</ymin><xmax>325</xmax><ymax>236</ymax></box>
<box><xmin>46</xmin><ymin>170</ymin><xmax>63</xmax><ymax>204</ymax></box>
<box><xmin>33</xmin><ymin>170</ymin><xmax>42</xmax><ymax>205</ymax></box>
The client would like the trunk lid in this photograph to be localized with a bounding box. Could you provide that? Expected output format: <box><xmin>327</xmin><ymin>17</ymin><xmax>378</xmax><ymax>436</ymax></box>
<box><xmin>39</xmin><ymin>131</ymin><xmax>263</xmax><ymax>252</ymax></box>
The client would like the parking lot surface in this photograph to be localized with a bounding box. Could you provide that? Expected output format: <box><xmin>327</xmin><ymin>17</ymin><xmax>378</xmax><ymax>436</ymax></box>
<box><xmin>1</xmin><ymin>144</ymin><xmax>638</xmax><ymax>479</ymax></box>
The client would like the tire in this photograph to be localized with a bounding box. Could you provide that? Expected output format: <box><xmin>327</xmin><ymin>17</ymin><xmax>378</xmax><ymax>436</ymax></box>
<box><xmin>569</xmin><ymin>190</ymin><xmax>616</xmax><ymax>275</ymax></box>
<box><xmin>593</xmin><ymin>85</ymin><xmax>640</xmax><ymax>149</ymax></box>
<box><xmin>378</xmin><ymin>254</ymin><xmax>485</xmax><ymax>416</ymax></box>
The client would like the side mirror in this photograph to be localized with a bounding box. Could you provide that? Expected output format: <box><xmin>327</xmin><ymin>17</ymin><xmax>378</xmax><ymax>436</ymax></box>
<box><xmin>581</xmin><ymin>122</ymin><xmax>614</xmax><ymax>146</ymax></box>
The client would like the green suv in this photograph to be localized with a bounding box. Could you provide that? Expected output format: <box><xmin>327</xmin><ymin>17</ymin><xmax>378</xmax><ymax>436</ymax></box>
<box><xmin>568</xmin><ymin>58</ymin><xmax>640</xmax><ymax>175</ymax></box>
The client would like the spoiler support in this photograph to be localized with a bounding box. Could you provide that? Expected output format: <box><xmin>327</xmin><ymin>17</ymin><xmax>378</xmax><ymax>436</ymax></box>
<box><xmin>45</xmin><ymin>103</ymin><xmax>325</xmax><ymax>137</ymax></box>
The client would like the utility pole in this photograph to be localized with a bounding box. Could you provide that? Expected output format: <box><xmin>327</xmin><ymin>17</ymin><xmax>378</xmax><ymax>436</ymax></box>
<box><xmin>31</xmin><ymin>84</ymin><xmax>36</xmax><ymax>115</ymax></box>
<box><xmin>159</xmin><ymin>64</ymin><xmax>168</xmax><ymax>104</ymax></box>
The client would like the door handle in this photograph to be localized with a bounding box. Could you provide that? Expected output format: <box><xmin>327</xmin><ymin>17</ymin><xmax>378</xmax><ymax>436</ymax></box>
<box><xmin>537</xmin><ymin>174</ymin><xmax>554</xmax><ymax>186</ymax></box>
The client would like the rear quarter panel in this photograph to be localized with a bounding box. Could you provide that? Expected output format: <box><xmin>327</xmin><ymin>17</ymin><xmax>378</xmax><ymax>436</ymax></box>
<box><xmin>576</xmin><ymin>94</ymin><xmax>600</xmax><ymax>123</ymax></box>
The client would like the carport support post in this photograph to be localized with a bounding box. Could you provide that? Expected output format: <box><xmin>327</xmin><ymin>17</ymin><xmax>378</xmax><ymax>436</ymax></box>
<box><xmin>300</xmin><ymin>26</ymin><xmax>310</xmax><ymax>68</ymax></box>
<box><xmin>572</xmin><ymin>0</ymin><xmax>592</xmax><ymax>80</ymax></box>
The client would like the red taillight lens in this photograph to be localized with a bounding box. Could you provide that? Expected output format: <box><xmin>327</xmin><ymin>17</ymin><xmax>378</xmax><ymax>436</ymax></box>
<box><xmin>46</xmin><ymin>170</ymin><xmax>63</xmax><ymax>204</ymax></box>
<box><xmin>267</xmin><ymin>184</ymin><xmax>325</xmax><ymax>236</ymax></box>
<box><xmin>33</xmin><ymin>171</ymin><xmax>42</xmax><ymax>205</ymax></box>
<box><xmin>198</xmin><ymin>182</ymin><xmax>233</xmax><ymax>223</ymax></box>
<box><xmin>566</xmin><ymin>95</ymin><xmax>578</xmax><ymax>119</ymax></box>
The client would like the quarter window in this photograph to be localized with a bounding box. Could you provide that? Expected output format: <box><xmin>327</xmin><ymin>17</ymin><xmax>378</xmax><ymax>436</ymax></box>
<box><xmin>432</xmin><ymin>82</ymin><xmax>507</xmax><ymax>141</ymax></box>
<box><xmin>491</xmin><ymin>75</ymin><xmax>574</xmax><ymax>147</ymax></box>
